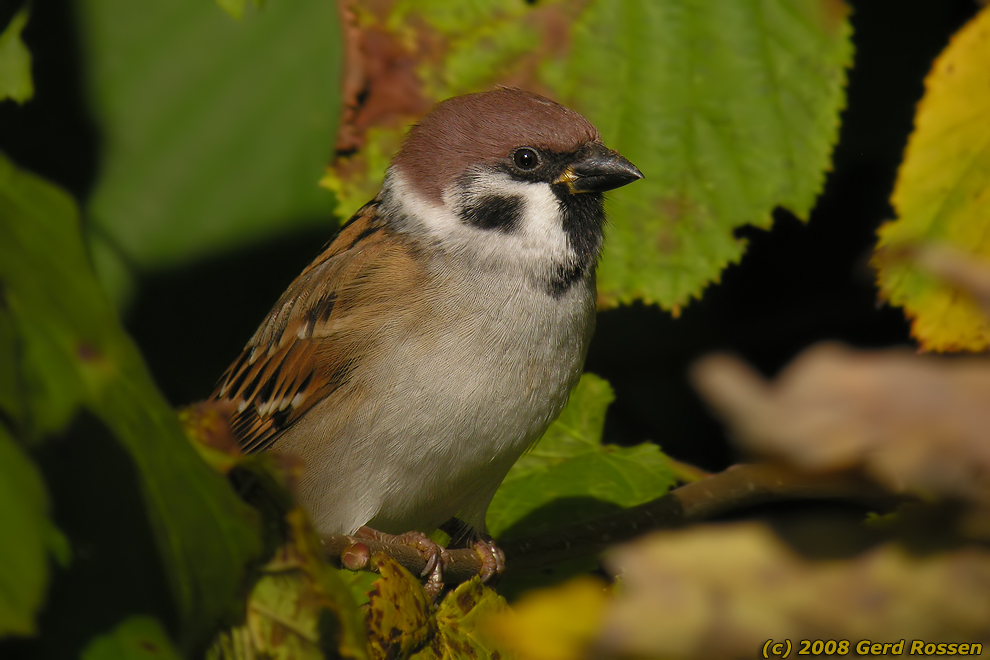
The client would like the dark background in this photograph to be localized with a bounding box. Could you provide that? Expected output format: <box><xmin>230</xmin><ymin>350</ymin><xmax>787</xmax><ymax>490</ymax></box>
<box><xmin>0</xmin><ymin>0</ymin><xmax>981</xmax><ymax>474</ymax></box>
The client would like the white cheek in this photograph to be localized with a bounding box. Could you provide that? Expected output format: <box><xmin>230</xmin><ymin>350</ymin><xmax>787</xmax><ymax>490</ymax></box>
<box><xmin>502</xmin><ymin>179</ymin><xmax>572</xmax><ymax>264</ymax></box>
<box><xmin>381</xmin><ymin>170</ymin><xmax>575</xmax><ymax>275</ymax></box>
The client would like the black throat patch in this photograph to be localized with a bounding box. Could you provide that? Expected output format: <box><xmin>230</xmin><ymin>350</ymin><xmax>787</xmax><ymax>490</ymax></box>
<box><xmin>547</xmin><ymin>187</ymin><xmax>605</xmax><ymax>297</ymax></box>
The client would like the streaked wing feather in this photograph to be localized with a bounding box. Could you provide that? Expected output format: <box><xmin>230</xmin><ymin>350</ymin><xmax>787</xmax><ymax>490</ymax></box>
<box><xmin>212</xmin><ymin>200</ymin><xmax>410</xmax><ymax>453</ymax></box>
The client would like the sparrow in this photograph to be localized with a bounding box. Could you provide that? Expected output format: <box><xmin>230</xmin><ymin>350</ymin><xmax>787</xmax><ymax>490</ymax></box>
<box><xmin>212</xmin><ymin>87</ymin><xmax>642</xmax><ymax>585</ymax></box>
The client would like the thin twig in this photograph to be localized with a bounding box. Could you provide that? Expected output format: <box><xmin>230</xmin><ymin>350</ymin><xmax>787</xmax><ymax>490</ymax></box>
<box><xmin>322</xmin><ymin>463</ymin><xmax>891</xmax><ymax>581</ymax></box>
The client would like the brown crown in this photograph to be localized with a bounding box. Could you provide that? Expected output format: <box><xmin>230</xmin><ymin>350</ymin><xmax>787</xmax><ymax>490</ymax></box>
<box><xmin>392</xmin><ymin>88</ymin><xmax>601</xmax><ymax>203</ymax></box>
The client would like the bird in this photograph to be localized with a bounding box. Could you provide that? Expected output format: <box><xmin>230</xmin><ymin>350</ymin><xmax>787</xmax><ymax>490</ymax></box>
<box><xmin>212</xmin><ymin>87</ymin><xmax>642</xmax><ymax>587</ymax></box>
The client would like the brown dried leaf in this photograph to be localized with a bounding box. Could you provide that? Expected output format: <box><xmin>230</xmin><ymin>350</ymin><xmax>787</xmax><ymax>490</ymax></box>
<box><xmin>597</xmin><ymin>523</ymin><xmax>990</xmax><ymax>659</ymax></box>
<box><xmin>324</xmin><ymin>0</ymin><xmax>581</xmax><ymax>214</ymax></box>
<box><xmin>915</xmin><ymin>244</ymin><xmax>990</xmax><ymax>322</ymax></box>
<box><xmin>691</xmin><ymin>343</ymin><xmax>990</xmax><ymax>502</ymax></box>
<box><xmin>178</xmin><ymin>400</ymin><xmax>242</xmax><ymax>473</ymax></box>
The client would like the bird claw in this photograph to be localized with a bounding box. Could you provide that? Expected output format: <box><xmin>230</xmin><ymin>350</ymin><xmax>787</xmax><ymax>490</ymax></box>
<box><xmin>355</xmin><ymin>526</ymin><xmax>504</xmax><ymax>597</ymax></box>
<box><xmin>472</xmin><ymin>536</ymin><xmax>506</xmax><ymax>583</ymax></box>
<box><xmin>357</xmin><ymin>527</ymin><xmax>450</xmax><ymax>598</ymax></box>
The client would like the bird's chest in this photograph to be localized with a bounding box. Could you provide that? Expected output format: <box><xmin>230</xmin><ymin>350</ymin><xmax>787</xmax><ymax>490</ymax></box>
<box><xmin>328</xmin><ymin>265</ymin><xmax>596</xmax><ymax>534</ymax></box>
<box><xmin>368</xmin><ymin>269</ymin><xmax>595</xmax><ymax>461</ymax></box>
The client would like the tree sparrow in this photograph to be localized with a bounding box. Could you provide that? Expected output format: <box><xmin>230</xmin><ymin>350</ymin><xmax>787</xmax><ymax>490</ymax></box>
<box><xmin>213</xmin><ymin>88</ymin><xmax>642</xmax><ymax>584</ymax></box>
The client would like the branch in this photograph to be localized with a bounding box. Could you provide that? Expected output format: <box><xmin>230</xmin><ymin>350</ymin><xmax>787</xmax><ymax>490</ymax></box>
<box><xmin>321</xmin><ymin>463</ymin><xmax>891</xmax><ymax>582</ymax></box>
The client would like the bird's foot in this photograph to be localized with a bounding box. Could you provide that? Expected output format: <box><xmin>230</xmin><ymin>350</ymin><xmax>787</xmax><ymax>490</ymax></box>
<box><xmin>471</xmin><ymin>535</ymin><xmax>505</xmax><ymax>584</ymax></box>
<box><xmin>355</xmin><ymin>526</ymin><xmax>450</xmax><ymax>599</ymax></box>
<box><xmin>438</xmin><ymin>519</ymin><xmax>506</xmax><ymax>585</ymax></box>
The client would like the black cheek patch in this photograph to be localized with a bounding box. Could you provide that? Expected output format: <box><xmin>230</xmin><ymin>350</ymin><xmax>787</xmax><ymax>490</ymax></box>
<box><xmin>458</xmin><ymin>194</ymin><xmax>525</xmax><ymax>232</ymax></box>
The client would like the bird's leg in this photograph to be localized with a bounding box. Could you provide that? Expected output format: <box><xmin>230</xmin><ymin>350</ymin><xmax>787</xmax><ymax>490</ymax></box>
<box><xmin>355</xmin><ymin>526</ymin><xmax>450</xmax><ymax>597</ymax></box>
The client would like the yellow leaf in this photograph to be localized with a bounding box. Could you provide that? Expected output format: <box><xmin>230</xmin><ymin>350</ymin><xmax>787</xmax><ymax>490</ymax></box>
<box><xmin>413</xmin><ymin>578</ymin><xmax>512</xmax><ymax>660</ymax></box>
<box><xmin>874</xmin><ymin>5</ymin><xmax>990</xmax><ymax>351</ymax></box>
<box><xmin>485</xmin><ymin>576</ymin><xmax>607</xmax><ymax>660</ymax></box>
<box><xmin>208</xmin><ymin>508</ymin><xmax>368</xmax><ymax>660</ymax></box>
<box><xmin>367</xmin><ymin>555</ymin><xmax>436</xmax><ymax>660</ymax></box>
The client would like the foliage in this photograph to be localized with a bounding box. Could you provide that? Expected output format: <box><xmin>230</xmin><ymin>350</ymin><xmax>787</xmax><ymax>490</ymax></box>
<box><xmin>0</xmin><ymin>6</ymin><xmax>32</xmax><ymax>104</ymax></box>
<box><xmin>0</xmin><ymin>150</ymin><xmax>267</xmax><ymax>653</ymax></box>
<box><xmin>0</xmin><ymin>425</ymin><xmax>54</xmax><ymax>637</ymax></box>
<box><xmin>492</xmin><ymin>525</ymin><xmax>990</xmax><ymax>659</ymax></box>
<box><xmin>554</xmin><ymin>0</ymin><xmax>852</xmax><ymax>311</ymax></box>
<box><xmin>208</xmin><ymin>507</ymin><xmax>368</xmax><ymax>660</ymax></box>
<box><xmin>874</xmin><ymin>7</ymin><xmax>990</xmax><ymax>351</ymax></box>
<box><xmin>488</xmin><ymin>374</ymin><xmax>675</xmax><ymax>539</ymax></box>
<box><xmin>80</xmin><ymin>617</ymin><xmax>183</xmax><ymax>660</ymax></box>
<box><xmin>2</xmin><ymin>0</ymin><xmax>990</xmax><ymax>658</ymax></box>
<box><xmin>365</xmin><ymin>556</ymin><xmax>510</xmax><ymax>660</ymax></box>
<box><xmin>321</xmin><ymin>0</ymin><xmax>852</xmax><ymax>313</ymax></box>
<box><xmin>77</xmin><ymin>0</ymin><xmax>342</xmax><ymax>303</ymax></box>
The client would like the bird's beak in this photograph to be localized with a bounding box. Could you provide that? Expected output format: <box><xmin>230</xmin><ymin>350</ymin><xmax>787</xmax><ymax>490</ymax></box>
<box><xmin>554</xmin><ymin>143</ymin><xmax>644</xmax><ymax>193</ymax></box>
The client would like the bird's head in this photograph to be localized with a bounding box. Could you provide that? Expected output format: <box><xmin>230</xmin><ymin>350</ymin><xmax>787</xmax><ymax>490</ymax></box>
<box><xmin>381</xmin><ymin>88</ymin><xmax>643</xmax><ymax>295</ymax></box>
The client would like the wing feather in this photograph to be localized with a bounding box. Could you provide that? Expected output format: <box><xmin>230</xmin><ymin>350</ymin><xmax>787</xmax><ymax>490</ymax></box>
<box><xmin>212</xmin><ymin>200</ymin><xmax>423</xmax><ymax>453</ymax></box>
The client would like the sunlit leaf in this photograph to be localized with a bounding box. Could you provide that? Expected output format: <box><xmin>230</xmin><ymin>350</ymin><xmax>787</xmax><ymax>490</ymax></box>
<box><xmin>322</xmin><ymin>0</ymin><xmax>852</xmax><ymax>312</ymax></box>
<box><xmin>0</xmin><ymin>153</ymin><xmax>263</xmax><ymax>650</ymax></box>
<box><xmin>78</xmin><ymin>0</ymin><xmax>342</xmax><ymax>302</ymax></box>
<box><xmin>487</xmin><ymin>374</ymin><xmax>675</xmax><ymax>540</ymax></box>
<box><xmin>874</xmin><ymin>5</ymin><xmax>990</xmax><ymax>351</ymax></box>
<box><xmin>215</xmin><ymin>0</ymin><xmax>247</xmax><ymax>21</ymax></box>
<box><xmin>550</xmin><ymin>0</ymin><xmax>852</xmax><ymax>311</ymax></box>
<box><xmin>411</xmin><ymin>578</ymin><xmax>510</xmax><ymax>660</ymax></box>
<box><xmin>485</xmin><ymin>576</ymin><xmax>607</xmax><ymax>660</ymax></box>
<box><xmin>0</xmin><ymin>7</ymin><xmax>33</xmax><ymax>104</ymax></box>
<box><xmin>358</xmin><ymin>559</ymin><xmax>509</xmax><ymax>660</ymax></box>
<box><xmin>366</xmin><ymin>555</ymin><xmax>435</xmax><ymax>660</ymax></box>
<box><xmin>209</xmin><ymin>508</ymin><xmax>368</xmax><ymax>660</ymax></box>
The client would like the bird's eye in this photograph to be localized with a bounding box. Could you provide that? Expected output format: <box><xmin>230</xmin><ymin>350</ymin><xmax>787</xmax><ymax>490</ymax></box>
<box><xmin>513</xmin><ymin>147</ymin><xmax>540</xmax><ymax>171</ymax></box>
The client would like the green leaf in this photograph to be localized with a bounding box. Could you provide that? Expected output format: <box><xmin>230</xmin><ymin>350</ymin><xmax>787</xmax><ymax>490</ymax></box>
<box><xmin>487</xmin><ymin>374</ymin><xmax>676</xmax><ymax>540</ymax></box>
<box><xmin>544</xmin><ymin>0</ymin><xmax>853</xmax><ymax>311</ymax></box>
<box><xmin>77</xmin><ymin>0</ymin><xmax>342</xmax><ymax>300</ymax></box>
<box><xmin>0</xmin><ymin>303</ymin><xmax>24</xmax><ymax>428</ymax></box>
<box><xmin>341</xmin><ymin>569</ymin><xmax>380</xmax><ymax>608</ymax></box>
<box><xmin>209</xmin><ymin>508</ymin><xmax>368</xmax><ymax>660</ymax></box>
<box><xmin>81</xmin><ymin>616</ymin><xmax>182</xmax><ymax>660</ymax></box>
<box><xmin>215</xmin><ymin>0</ymin><xmax>247</xmax><ymax>21</ymax></box>
<box><xmin>0</xmin><ymin>426</ymin><xmax>51</xmax><ymax>637</ymax></box>
<box><xmin>0</xmin><ymin>153</ymin><xmax>264</xmax><ymax>651</ymax></box>
<box><xmin>0</xmin><ymin>7</ymin><xmax>33</xmax><ymax>104</ymax></box>
<box><xmin>319</xmin><ymin>1</ymin><xmax>851</xmax><ymax>312</ymax></box>
<box><xmin>411</xmin><ymin>578</ymin><xmax>510</xmax><ymax>660</ymax></box>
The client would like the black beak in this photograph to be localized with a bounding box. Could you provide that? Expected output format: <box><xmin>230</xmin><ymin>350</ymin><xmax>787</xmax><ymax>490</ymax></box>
<box><xmin>556</xmin><ymin>143</ymin><xmax>644</xmax><ymax>193</ymax></box>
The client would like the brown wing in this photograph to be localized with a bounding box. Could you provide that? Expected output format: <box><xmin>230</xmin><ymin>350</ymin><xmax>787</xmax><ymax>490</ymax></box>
<box><xmin>212</xmin><ymin>200</ymin><xmax>422</xmax><ymax>453</ymax></box>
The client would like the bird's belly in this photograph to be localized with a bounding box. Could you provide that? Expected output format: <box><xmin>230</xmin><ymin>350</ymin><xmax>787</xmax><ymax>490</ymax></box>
<box><xmin>370</xmin><ymin>338</ymin><xmax>581</xmax><ymax>530</ymax></box>
<box><xmin>280</xmin><ymin>279</ymin><xmax>595</xmax><ymax>536</ymax></box>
